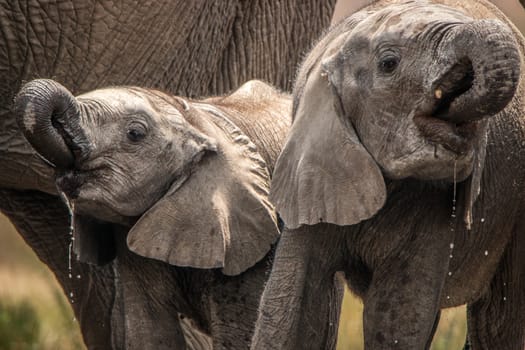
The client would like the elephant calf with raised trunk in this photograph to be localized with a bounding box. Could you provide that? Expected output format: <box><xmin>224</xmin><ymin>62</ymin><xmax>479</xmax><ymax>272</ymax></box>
<box><xmin>252</xmin><ymin>0</ymin><xmax>525</xmax><ymax>349</ymax></box>
<box><xmin>14</xmin><ymin>79</ymin><xmax>290</xmax><ymax>349</ymax></box>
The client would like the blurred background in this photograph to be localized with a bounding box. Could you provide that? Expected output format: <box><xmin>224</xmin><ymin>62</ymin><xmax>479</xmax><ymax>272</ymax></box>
<box><xmin>1</xmin><ymin>1</ymin><xmax>524</xmax><ymax>349</ymax></box>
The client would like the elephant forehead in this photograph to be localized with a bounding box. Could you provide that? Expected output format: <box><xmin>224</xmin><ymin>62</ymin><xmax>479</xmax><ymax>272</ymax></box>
<box><xmin>77</xmin><ymin>88</ymin><xmax>183</xmax><ymax>124</ymax></box>
<box><xmin>78</xmin><ymin>88</ymin><xmax>150</xmax><ymax>111</ymax></box>
<box><xmin>359</xmin><ymin>2</ymin><xmax>471</xmax><ymax>39</ymax></box>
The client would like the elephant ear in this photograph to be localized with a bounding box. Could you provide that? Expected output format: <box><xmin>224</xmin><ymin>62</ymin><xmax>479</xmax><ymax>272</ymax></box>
<box><xmin>127</xmin><ymin>105</ymin><xmax>279</xmax><ymax>276</ymax></box>
<box><xmin>270</xmin><ymin>55</ymin><xmax>386</xmax><ymax>230</ymax></box>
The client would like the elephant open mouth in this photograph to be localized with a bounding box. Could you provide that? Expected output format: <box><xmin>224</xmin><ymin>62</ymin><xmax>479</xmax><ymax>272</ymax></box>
<box><xmin>431</xmin><ymin>58</ymin><xmax>475</xmax><ymax>119</ymax></box>
<box><xmin>414</xmin><ymin>115</ymin><xmax>479</xmax><ymax>155</ymax></box>
<box><xmin>55</xmin><ymin>159</ymin><xmax>110</xmax><ymax>200</ymax></box>
<box><xmin>55</xmin><ymin>170</ymin><xmax>87</xmax><ymax>199</ymax></box>
<box><xmin>414</xmin><ymin>58</ymin><xmax>481</xmax><ymax>155</ymax></box>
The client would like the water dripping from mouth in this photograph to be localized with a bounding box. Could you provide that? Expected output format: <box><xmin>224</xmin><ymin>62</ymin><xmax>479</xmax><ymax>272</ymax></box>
<box><xmin>58</xmin><ymin>190</ymin><xmax>76</xmax><ymax>305</ymax></box>
<box><xmin>447</xmin><ymin>160</ymin><xmax>458</xmax><ymax>283</ymax></box>
<box><xmin>452</xmin><ymin>160</ymin><xmax>457</xmax><ymax>219</ymax></box>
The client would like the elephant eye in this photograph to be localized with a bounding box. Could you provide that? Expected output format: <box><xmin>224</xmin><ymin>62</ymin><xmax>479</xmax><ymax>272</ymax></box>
<box><xmin>127</xmin><ymin>124</ymin><xmax>147</xmax><ymax>142</ymax></box>
<box><xmin>378</xmin><ymin>55</ymin><xmax>400</xmax><ymax>74</ymax></box>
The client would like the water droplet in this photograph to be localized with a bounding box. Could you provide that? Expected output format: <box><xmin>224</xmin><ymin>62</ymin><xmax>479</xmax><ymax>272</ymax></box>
<box><xmin>449</xmin><ymin>254</ymin><xmax>453</xmax><ymax>259</ymax></box>
<box><xmin>448</xmin><ymin>272</ymin><xmax>452</xmax><ymax>276</ymax></box>
<box><xmin>76</xmin><ymin>275</ymin><xmax>81</xmax><ymax>279</ymax></box>
<box><xmin>58</xmin><ymin>191</ymin><xmax>77</xmax><ymax>303</ymax></box>
<box><xmin>503</xmin><ymin>297</ymin><xmax>507</xmax><ymax>301</ymax></box>
<box><xmin>452</xmin><ymin>161</ymin><xmax>457</xmax><ymax>209</ymax></box>
<box><xmin>68</xmin><ymin>241</ymin><xmax>73</xmax><ymax>277</ymax></box>
<box><xmin>481</xmin><ymin>218</ymin><xmax>485</xmax><ymax>223</ymax></box>
<box><xmin>449</xmin><ymin>161</ymin><xmax>457</xmax><ymax>250</ymax></box>
<box><xmin>394</xmin><ymin>340</ymin><xmax>398</xmax><ymax>344</ymax></box>
<box><xmin>484</xmin><ymin>250</ymin><xmax>488</xmax><ymax>256</ymax></box>
<box><xmin>446</xmin><ymin>295</ymin><xmax>450</xmax><ymax>300</ymax></box>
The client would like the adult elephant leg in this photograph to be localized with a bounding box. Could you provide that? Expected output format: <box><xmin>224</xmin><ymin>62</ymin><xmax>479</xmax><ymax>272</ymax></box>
<box><xmin>0</xmin><ymin>189</ymin><xmax>115</xmax><ymax>349</ymax></box>
<box><xmin>251</xmin><ymin>225</ymin><xmax>345</xmax><ymax>350</ymax></box>
<box><xmin>465</xmin><ymin>222</ymin><xmax>525</xmax><ymax>349</ymax></box>
<box><xmin>362</xmin><ymin>233</ymin><xmax>451</xmax><ymax>349</ymax></box>
<box><xmin>203</xmin><ymin>257</ymin><xmax>270</xmax><ymax>350</ymax></box>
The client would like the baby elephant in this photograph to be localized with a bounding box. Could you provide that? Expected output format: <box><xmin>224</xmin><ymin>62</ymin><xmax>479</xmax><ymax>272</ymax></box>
<box><xmin>14</xmin><ymin>79</ymin><xmax>290</xmax><ymax>349</ymax></box>
<box><xmin>253</xmin><ymin>0</ymin><xmax>524</xmax><ymax>349</ymax></box>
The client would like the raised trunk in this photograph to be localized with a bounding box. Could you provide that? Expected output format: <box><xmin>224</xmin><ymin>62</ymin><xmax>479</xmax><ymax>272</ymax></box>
<box><xmin>433</xmin><ymin>19</ymin><xmax>520</xmax><ymax>123</ymax></box>
<box><xmin>14</xmin><ymin>79</ymin><xmax>81</xmax><ymax>169</ymax></box>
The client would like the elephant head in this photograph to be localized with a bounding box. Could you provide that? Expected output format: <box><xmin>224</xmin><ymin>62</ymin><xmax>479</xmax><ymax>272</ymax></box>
<box><xmin>14</xmin><ymin>79</ymin><xmax>280</xmax><ymax>276</ymax></box>
<box><xmin>271</xmin><ymin>2</ymin><xmax>520</xmax><ymax>229</ymax></box>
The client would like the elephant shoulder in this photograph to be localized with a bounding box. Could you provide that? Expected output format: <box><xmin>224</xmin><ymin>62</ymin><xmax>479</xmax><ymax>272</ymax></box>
<box><xmin>222</xmin><ymin>80</ymin><xmax>291</xmax><ymax>114</ymax></box>
<box><xmin>208</xmin><ymin>80</ymin><xmax>292</xmax><ymax>132</ymax></box>
<box><xmin>233</xmin><ymin>80</ymin><xmax>281</xmax><ymax>99</ymax></box>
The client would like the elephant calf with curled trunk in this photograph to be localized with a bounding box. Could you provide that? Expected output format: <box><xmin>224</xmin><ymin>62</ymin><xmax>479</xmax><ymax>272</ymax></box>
<box><xmin>14</xmin><ymin>79</ymin><xmax>290</xmax><ymax>350</ymax></box>
<box><xmin>252</xmin><ymin>0</ymin><xmax>525</xmax><ymax>349</ymax></box>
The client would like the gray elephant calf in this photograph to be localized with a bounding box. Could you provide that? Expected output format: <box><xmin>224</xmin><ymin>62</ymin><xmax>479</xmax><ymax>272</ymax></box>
<box><xmin>252</xmin><ymin>0</ymin><xmax>525</xmax><ymax>349</ymax></box>
<box><xmin>14</xmin><ymin>79</ymin><xmax>290</xmax><ymax>349</ymax></box>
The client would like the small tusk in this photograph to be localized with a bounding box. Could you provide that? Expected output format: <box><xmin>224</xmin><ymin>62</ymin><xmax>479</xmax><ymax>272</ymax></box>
<box><xmin>435</xmin><ymin>88</ymin><xmax>443</xmax><ymax>99</ymax></box>
<box><xmin>181</xmin><ymin>99</ymin><xmax>190</xmax><ymax>111</ymax></box>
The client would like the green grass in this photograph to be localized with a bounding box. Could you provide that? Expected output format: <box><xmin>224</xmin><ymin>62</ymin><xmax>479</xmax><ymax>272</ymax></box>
<box><xmin>0</xmin><ymin>299</ymin><xmax>40</xmax><ymax>350</ymax></box>
<box><xmin>0</xmin><ymin>214</ymin><xmax>84</xmax><ymax>350</ymax></box>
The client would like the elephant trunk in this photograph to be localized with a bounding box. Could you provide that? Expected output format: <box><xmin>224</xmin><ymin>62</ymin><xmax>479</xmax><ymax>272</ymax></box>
<box><xmin>14</xmin><ymin>79</ymin><xmax>83</xmax><ymax>169</ymax></box>
<box><xmin>432</xmin><ymin>19</ymin><xmax>520</xmax><ymax>123</ymax></box>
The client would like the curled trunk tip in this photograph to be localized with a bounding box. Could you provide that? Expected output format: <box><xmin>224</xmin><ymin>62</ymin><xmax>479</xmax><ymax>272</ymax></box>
<box><xmin>14</xmin><ymin>79</ymin><xmax>78</xmax><ymax>168</ymax></box>
<box><xmin>441</xmin><ymin>19</ymin><xmax>521</xmax><ymax>123</ymax></box>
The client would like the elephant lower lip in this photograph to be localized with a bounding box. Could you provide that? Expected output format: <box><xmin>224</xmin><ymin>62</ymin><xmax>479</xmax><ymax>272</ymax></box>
<box><xmin>414</xmin><ymin>115</ymin><xmax>478</xmax><ymax>154</ymax></box>
<box><xmin>55</xmin><ymin>171</ymin><xmax>85</xmax><ymax>199</ymax></box>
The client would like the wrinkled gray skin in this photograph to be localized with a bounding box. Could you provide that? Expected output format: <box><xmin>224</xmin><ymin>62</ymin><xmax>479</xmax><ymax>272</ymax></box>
<box><xmin>253</xmin><ymin>0</ymin><xmax>525</xmax><ymax>349</ymax></box>
<box><xmin>14</xmin><ymin>79</ymin><xmax>290</xmax><ymax>349</ymax></box>
<box><xmin>0</xmin><ymin>1</ymin><xmax>336</xmax><ymax>349</ymax></box>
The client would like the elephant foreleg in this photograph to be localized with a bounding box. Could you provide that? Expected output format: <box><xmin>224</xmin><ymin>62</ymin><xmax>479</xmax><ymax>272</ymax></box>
<box><xmin>205</xmin><ymin>258</ymin><xmax>269</xmax><ymax>350</ymax></box>
<box><xmin>111</xmin><ymin>229</ymin><xmax>190</xmax><ymax>350</ymax></box>
<box><xmin>425</xmin><ymin>311</ymin><xmax>441</xmax><ymax>350</ymax></box>
<box><xmin>362</xmin><ymin>238</ymin><xmax>451</xmax><ymax>349</ymax></box>
<box><xmin>250</xmin><ymin>226</ymin><xmax>345</xmax><ymax>350</ymax></box>
<box><xmin>465</xmin><ymin>226</ymin><xmax>525</xmax><ymax>349</ymax></box>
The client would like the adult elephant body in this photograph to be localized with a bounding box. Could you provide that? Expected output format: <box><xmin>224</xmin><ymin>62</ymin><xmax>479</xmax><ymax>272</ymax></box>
<box><xmin>0</xmin><ymin>1</ymin><xmax>336</xmax><ymax>349</ymax></box>
<box><xmin>252</xmin><ymin>0</ymin><xmax>525</xmax><ymax>349</ymax></box>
